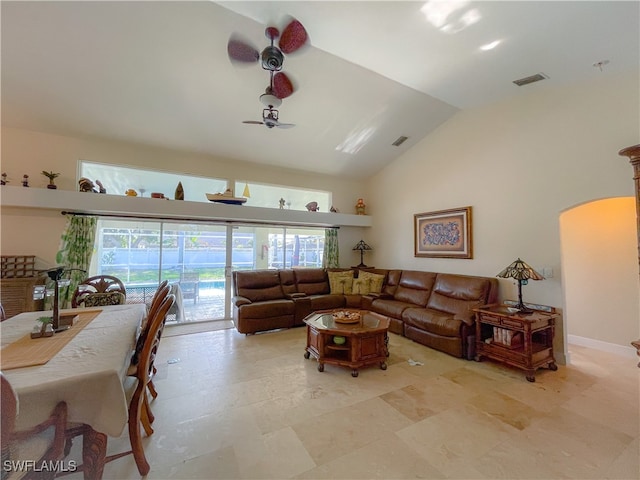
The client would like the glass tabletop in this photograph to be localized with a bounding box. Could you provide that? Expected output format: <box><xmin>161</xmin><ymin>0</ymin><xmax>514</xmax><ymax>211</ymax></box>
<box><xmin>304</xmin><ymin>310</ymin><xmax>387</xmax><ymax>332</ymax></box>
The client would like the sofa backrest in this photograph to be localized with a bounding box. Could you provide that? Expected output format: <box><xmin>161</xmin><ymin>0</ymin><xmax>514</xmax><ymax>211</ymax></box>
<box><xmin>233</xmin><ymin>270</ymin><xmax>284</xmax><ymax>302</ymax></box>
<box><xmin>394</xmin><ymin>270</ymin><xmax>437</xmax><ymax>307</ymax></box>
<box><xmin>279</xmin><ymin>269</ymin><xmax>297</xmax><ymax>295</ymax></box>
<box><xmin>293</xmin><ymin>268</ymin><xmax>330</xmax><ymax>295</ymax></box>
<box><xmin>426</xmin><ymin>273</ymin><xmax>498</xmax><ymax>325</ymax></box>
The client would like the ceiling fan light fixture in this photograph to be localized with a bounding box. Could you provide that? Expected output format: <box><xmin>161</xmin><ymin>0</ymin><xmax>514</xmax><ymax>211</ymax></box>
<box><xmin>260</xmin><ymin>92</ymin><xmax>282</xmax><ymax>107</ymax></box>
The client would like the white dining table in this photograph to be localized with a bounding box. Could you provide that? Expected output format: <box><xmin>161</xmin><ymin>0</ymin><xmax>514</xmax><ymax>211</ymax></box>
<box><xmin>1</xmin><ymin>303</ymin><xmax>146</xmax><ymax>479</ymax></box>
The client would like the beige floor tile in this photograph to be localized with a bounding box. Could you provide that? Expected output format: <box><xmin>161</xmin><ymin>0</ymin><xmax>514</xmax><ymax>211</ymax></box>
<box><xmin>234</xmin><ymin>427</ymin><xmax>316</xmax><ymax>479</ymax></box>
<box><xmin>292</xmin><ymin>396</ymin><xmax>414</xmax><ymax>466</ymax></box>
<box><xmin>62</xmin><ymin>327</ymin><xmax>639</xmax><ymax>479</ymax></box>
<box><xmin>396</xmin><ymin>403</ymin><xmax>517</xmax><ymax>475</ymax></box>
<box><xmin>295</xmin><ymin>434</ymin><xmax>445</xmax><ymax>479</ymax></box>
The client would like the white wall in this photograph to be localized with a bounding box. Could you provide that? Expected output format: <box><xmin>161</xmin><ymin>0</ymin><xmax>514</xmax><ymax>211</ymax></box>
<box><xmin>0</xmin><ymin>128</ymin><xmax>368</xmax><ymax>269</ymax></box>
<box><xmin>560</xmin><ymin>197</ymin><xmax>639</xmax><ymax>352</ymax></box>
<box><xmin>366</xmin><ymin>70</ymin><xmax>639</xmax><ymax>359</ymax></box>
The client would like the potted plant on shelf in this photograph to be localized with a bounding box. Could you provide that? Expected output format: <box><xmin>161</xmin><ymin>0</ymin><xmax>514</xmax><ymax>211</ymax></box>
<box><xmin>41</xmin><ymin>171</ymin><xmax>60</xmax><ymax>189</ymax></box>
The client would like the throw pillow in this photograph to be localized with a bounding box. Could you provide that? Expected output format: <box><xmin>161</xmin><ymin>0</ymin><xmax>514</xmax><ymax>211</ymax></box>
<box><xmin>327</xmin><ymin>271</ymin><xmax>354</xmax><ymax>295</ymax></box>
<box><xmin>351</xmin><ymin>277</ymin><xmax>371</xmax><ymax>295</ymax></box>
<box><xmin>82</xmin><ymin>292</ymin><xmax>126</xmax><ymax>307</ymax></box>
<box><xmin>358</xmin><ymin>271</ymin><xmax>384</xmax><ymax>293</ymax></box>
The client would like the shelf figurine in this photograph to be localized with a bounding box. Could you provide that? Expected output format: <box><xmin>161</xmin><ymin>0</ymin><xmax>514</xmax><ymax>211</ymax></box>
<box><xmin>1</xmin><ymin>173</ymin><xmax>7</xmax><ymax>185</ymax></box>
<box><xmin>42</xmin><ymin>171</ymin><xmax>60</xmax><ymax>190</ymax></box>
<box><xmin>279</xmin><ymin>198</ymin><xmax>285</xmax><ymax>209</ymax></box>
<box><xmin>355</xmin><ymin>198</ymin><xmax>366</xmax><ymax>215</ymax></box>
<box><xmin>175</xmin><ymin>181</ymin><xmax>184</xmax><ymax>200</ymax></box>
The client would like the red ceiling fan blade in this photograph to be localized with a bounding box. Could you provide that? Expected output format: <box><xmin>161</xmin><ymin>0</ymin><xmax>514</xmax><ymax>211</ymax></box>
<box><xmin>272</xmin><ymin>72</ymin><xmax>295</xmax><ymax>99</ymax></box>
<box><xmin>227</xmin><ymin>35</ymin><xmax>259</xmax><ymax>63</ymax></box>
<box><xmin>278</xmin><ymin>18</ymin><xmax>308</xmax><ymax>54</ymax></box>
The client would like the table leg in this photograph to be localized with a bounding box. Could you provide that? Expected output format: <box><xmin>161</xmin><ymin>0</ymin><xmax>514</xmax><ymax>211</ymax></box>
<box><xmin>82</xmin><ymin>427</ymin><xmax>107</xmax><ymax>480</ymax></box>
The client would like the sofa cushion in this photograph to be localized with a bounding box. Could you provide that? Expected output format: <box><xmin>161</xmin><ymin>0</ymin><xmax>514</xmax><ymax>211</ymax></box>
<box><xmin>358</xmin><ymin>271</ymin><xmax>385</xmax><ymax>293</ymax></box>
<box><xmin>352</xmin><ymin>277</ymin><xmax>369</xmax><ymax>295</ymax></box>
<box><xmin>393</xmin><ymin>271</ymin><xmax>436</xmax><ymax>307</ymax></box>
<box><xmin>235</xmin><ymin>271</ymin><xmax>284</xmax><ymax>302</ymax></box>
<box><xmin>403</xmin><ymin>307</ymin><xmax>463</xmax><ymax>337</ymax></box>
<box><xmin>309</xmin><ymin>294</ymin><xmax>346</xmax><ymax>311</ymax></box>
<box><xmin>279</xmin><ymin>269</ymin><xmax>297</xmax><ymax>295</ymax></box>
<box><xmin>82</xmin><ymin>291</ymin><xmax>126</xmax><ymax>307</ymax></box>
<box><xmin>371</xmin><ymin>298</ymin><xmax>413</xmax><ymax>319</ymax></box>
<box><xmin>426</xmin><ymin>274</ymin><xmax>491</xmax><ymax>325</ymax></box>
<box><xmin>294</xmin><ymin>268</ymin><xmax>330</xmax><ymax>295</ymax></box>
<box><xmin>328</xmin><ymin>270</ymin><xmax>354</xmax><ymax>294</ymax></box>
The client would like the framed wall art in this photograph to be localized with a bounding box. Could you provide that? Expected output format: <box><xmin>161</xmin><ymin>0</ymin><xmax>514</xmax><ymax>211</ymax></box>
<box><xmin>414</xmin><ymin>206</ymin><xmax>472</xmax><ymax>259</ymax></box>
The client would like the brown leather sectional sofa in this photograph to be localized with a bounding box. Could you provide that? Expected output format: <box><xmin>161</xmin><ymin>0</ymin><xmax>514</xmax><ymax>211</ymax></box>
<box><xmin>232</xmin><ymin>268</ymin><xmax>498</xmax><ymax>359</ymax></box>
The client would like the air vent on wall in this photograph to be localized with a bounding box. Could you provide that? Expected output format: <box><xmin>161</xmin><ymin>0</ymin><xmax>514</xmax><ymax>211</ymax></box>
<box><xmin>392</xmin><ymin>136</ymin><xmax>409</xmax><ymax>147</ymax></box>
<box><xmin>513</xmin><ymin>73</ymin><xmax>548</xmax><ymax>87</ymax></box>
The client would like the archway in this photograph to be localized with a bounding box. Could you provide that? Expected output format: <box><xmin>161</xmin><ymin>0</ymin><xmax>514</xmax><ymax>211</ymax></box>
<box><xmin>559</xmin><ymin>197</ymin><xmax>639</xmax><ymax>357</ymax></box>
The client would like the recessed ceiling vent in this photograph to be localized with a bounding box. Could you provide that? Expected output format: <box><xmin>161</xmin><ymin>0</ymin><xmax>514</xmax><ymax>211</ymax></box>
<box><xmin>513</xmin><ymin>73</ymin><xmax>548</xmax><ymax>87</ymax></box>
<box><xmin>392</xmin><ymin>136</ymin><xmax>409</xmax><ymax>147</ymax></box>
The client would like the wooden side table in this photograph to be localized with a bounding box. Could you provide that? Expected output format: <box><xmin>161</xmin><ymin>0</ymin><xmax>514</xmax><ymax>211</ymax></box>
<box><xmin>473</xmin><ymin>304</ymin><xmax>558</xmax><ymax>382</ymax></box>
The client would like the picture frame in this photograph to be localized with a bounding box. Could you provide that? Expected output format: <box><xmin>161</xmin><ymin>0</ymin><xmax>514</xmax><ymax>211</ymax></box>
<box><xmin>414</xmin><ymin>206</ymin><xmax>472</xmax><ymax>259</ymax></box>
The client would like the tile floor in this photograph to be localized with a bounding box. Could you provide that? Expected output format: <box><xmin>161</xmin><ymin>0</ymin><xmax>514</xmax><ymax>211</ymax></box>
<box><xmin>65</xmin><ymin>326</ymin><xmax>639</xmax><ymax>479</ymax></box>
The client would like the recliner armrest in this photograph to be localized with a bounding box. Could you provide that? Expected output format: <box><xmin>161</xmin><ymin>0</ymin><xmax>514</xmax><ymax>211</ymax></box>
<box><xmin>232</xmin><ymin>296</ymin><xmax>251</xmax><ymax>307</ymax></box>
<box><xmin>366</xmin><ymin>292</ymin><xmax>393</xmax><ymax>300</ymax></box>
<box><xmin>286</xmin><ymin>293</ymin><xmax>307</xmax><ymax>299</ymax></box>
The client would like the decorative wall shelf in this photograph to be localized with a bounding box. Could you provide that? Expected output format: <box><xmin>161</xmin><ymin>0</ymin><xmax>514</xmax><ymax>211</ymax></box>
<box><xmin>0</xmin><ymin>186</ymin><xmax>372</xmax><ymax>228</ymax></box>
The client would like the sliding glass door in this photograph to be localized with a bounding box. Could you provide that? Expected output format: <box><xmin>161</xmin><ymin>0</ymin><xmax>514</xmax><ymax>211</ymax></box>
<box><xmin>93</xmin><ymin>219</ymin><xmax>326</xmax><ymax>324</ymax></box>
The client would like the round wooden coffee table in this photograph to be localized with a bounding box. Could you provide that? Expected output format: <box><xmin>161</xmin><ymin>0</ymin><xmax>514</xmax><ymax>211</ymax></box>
<box><xmin>303</xmin><ymin>309</ymin><xmax>390</xmax><ymax>377</ymax></box>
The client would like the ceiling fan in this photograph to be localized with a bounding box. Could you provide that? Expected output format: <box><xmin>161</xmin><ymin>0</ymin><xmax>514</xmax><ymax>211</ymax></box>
<box><xmin>243</xmin><ymin>106</ymin><xmax>295</xmax><ymax>129</ymax></box>
<box><xmin>227</xmin><ymin>17</ymin><xmax>308</xmax><ymax>100</ymax></box>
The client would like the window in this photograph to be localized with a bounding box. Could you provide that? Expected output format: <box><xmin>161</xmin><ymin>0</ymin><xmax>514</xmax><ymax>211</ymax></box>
<box><xmin>234</xmin><ymin>181</ymin><xmax>331</xmax><ymax>212</ymax></box>
<box><xmin>80</xmin><ymin>161</ymin><xmax>226</xmax><ymax>202</ymax></box>
<box><xmin>79</xmin><ymin>161</ymin><xmax>332</xmax><ymax>212</ymax></box>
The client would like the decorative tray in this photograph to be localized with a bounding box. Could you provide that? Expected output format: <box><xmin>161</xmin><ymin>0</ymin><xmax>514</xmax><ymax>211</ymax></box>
<box><xmin>206</xmin><ymin>193</ymin><xmax>247</xmax><ymax>205</ymax></box>
<box><xmin>332</xmin><ymin>310</ymin><xmax>361</xmax><ymax>324</ymax></box>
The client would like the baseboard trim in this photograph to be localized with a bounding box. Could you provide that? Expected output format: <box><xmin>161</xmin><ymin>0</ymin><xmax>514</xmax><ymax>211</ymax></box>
<box><xmin>568</xmin><ymin>334</ymin><xmax>637</xmax><ymax>359</ymax></box>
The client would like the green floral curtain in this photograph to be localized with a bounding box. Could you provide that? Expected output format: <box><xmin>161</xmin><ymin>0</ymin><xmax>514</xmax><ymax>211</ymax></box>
<box><xmin>323</xmin><ymin>228</ymin><xmax>339</xmax><ymax>268</ymax></box>
<box><xmin>55</xmin><ymin>215</ymin><xmax>98</xmax><ymax>308</ymax></box>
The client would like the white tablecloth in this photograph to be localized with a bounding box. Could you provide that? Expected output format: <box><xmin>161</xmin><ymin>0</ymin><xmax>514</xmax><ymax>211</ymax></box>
<box><xmin>1</xmin><ymin>304</ymin><xmax>145</xmax><ymax>437</ymax></box>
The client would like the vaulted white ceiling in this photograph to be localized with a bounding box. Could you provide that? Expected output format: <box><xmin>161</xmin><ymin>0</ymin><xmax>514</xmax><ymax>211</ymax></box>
<box><xmin>2</xmin><ymin>1</ymin><xmax>638</xmax><ymax>179</ymax></box>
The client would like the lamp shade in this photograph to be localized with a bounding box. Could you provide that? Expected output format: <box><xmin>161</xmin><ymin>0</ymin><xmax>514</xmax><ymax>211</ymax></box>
<box><xmin>352</xmin><ymin>240</ymin><xmax>372</xmax><ymax>251</ymax></box>
<box><xmin>496</xmin><ymin>258</ymin><xmax>543</xmax><ymax>281</ymax></box>
<box><xmin>496</xmin><ymin>258</ymin><xmax>543</xmax><ymax>312</ymax></box>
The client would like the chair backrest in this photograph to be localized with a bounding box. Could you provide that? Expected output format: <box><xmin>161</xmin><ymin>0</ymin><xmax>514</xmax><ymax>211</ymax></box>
<box><xmin>1</xmin><ymin>373</ymin><xmax>18</xmax><ymax>450</ymax></box>
<box><xmin>72</xmin><ymin>275</ymin><xmax>126</xmax><ymax>308</ymax></box>
<box><xmin>137</xmin><ymin>294</ymin><xmax>175</xmax><ymax>386</ymax></box>
<box><xmin>1</xmin><ymin>373</ymin><xmax>68</xmax><ymax>473</ymax></box>
<box><xmin>147</xmin><ymin>280</ymin><xmax>170</xmax><ymax>318</ymax></box>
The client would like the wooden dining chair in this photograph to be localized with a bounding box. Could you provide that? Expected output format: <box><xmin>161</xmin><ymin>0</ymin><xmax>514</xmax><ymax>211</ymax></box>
<box><xmin>63</xmin><ymin>294</ymin><xmax>175</xmax><ymax>477</ymax></box>
<box><xmin>71</xmin><ymin>275</ymin><xmax>127</xmax><ymax>308</ymax></box>
<box><xmin>130</xmin><ymin>280</ymin><xmax>171</xmax><ymax>420</ymax></box>
<box><xmin>104</xmin><ymin>293</ymin><xmax>176</xmax><ymax>476</ymax></box>
<box><xmin>1</xmin><ymin>373</ymin><xmax>68</xmax><ymax>480</ymax></box>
